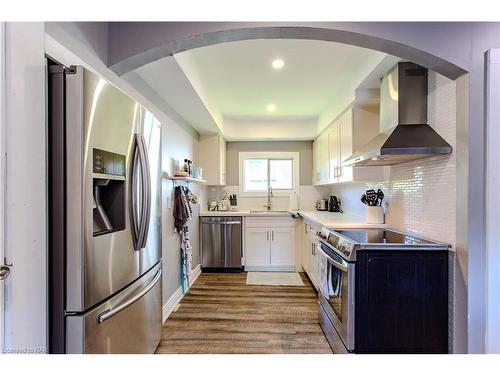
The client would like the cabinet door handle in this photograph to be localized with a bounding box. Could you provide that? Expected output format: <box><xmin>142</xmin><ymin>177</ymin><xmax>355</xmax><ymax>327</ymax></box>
<box><xmin>272</xmin><ymin>230</ymin><xmax>274</xmax><ymax>241</ymax></box>
<box><xmin>267</xmin><ymin>230</ymin><xmax>269</xmax><ymax>241</ymax></box>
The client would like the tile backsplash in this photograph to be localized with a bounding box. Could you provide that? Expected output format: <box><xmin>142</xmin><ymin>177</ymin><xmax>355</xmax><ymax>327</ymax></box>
<box><xmin>206</xmin><ymin>185</ymin><xmax>324</xmax><ymax>211</ymax></box>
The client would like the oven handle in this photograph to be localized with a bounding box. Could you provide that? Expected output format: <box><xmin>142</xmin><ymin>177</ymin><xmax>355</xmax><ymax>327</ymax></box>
<box><xmin>317</xmin><ymin>245</ymin><xmax>348</xmax><ymax>272</ymax></box>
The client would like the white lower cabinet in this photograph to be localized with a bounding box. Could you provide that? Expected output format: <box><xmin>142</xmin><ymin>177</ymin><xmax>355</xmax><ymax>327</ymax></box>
<box><xmin>270</xmin><ymin>227</ymin><xmax>296</xmax><ymax>267</ymax></box>
<box><xmin>245</xmin><ymin>227</ymin><xmax>271</xmax><ymax>267</ymax></box>
<box><xmin>244</xmin><ymin>218</ymin><xmax>296</xmax><ymax>271</ymax></box>
<box><xmin>301</xmin><ymin>220</ymin><xmax>320</xmax><ymax>289</ymax></box>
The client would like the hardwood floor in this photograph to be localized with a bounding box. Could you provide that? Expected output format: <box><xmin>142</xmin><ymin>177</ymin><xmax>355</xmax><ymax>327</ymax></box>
<box><xmin>155</xmin><ymin>272</ymin><xmax>333</xmax><ymax>354</ymax></box>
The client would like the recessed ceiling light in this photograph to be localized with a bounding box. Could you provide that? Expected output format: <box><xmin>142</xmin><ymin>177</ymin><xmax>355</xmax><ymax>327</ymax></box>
<box><xmin>266</xmin><ymin>103</ymin><xmax>277</xmax><ymax>112</ymax></box>
<box><xmin>271</xmin><ymin>58</ymin><xmax>285</xmax><ymax>70</ymax></box>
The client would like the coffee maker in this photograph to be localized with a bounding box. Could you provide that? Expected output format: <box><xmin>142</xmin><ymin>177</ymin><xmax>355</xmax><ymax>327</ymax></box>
<box><xmin>328</xmin><ymin>195</ymin><xmax>342</xmax><ymax>212</ymax></box>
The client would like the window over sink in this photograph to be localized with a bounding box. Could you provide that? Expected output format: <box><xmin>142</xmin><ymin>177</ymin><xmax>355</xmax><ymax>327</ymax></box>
<box><xmin>239</xmin><ymin>152</ymin><xmax>299</xmax><ymax>197</ymax></box>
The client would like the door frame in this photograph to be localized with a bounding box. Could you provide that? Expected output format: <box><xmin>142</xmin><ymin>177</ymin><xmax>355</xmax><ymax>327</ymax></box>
<box><xmin>485</xmin><ymin>48</ymin><xmax>500</xmax><ymax>353</ymax></box>
<box><xmin>0</xmin><ymin>21</ymin><xmax>6</xmax><ymax>352</ymax></box>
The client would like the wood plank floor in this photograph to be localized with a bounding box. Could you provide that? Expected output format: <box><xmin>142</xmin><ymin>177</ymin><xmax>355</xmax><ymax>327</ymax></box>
<box><xmin>155</xmin><ymin>272</ymin><xmax>333</xmax><ymax>354</ymax></box>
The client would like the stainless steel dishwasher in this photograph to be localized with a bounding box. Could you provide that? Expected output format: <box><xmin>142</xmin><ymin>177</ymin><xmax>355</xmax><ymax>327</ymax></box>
<box><xmin>201</xmin><ymin>216</ymin><xmax>242</xmax><ymax>272</ymax></box>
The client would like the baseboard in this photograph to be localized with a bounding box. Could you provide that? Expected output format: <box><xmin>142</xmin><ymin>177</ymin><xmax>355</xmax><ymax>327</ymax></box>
<box><xmin>191</xmin><ymin>263</ymin><xmax>202</xmax><ymax>284</ymax></box>
<box><xmin>162</xmin><ymin>286</ymin><xmax>183</xmax><ymax>323</ymax></box>
<box><xmin>162</xmin><ymin>264</ymin><xmax>202</xmax><ymax>323</ymax></box>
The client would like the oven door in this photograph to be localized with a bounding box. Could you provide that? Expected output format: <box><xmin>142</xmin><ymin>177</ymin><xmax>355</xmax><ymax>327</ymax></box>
<box><xmin>317</xmin><ymin>241</ymin><xmax>355</xmax><ymax>351</ymax></box>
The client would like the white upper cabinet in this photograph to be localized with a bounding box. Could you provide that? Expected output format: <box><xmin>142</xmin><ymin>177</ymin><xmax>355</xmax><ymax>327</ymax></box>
<box><xmin>198</xmin><ymin>134</ymin><xmax>226</xmax><ymax>185</ymax></box>
<box><xmin>328</xmin><ymin>124</ymin><xmax>340</xmax><ymax>184</ymax></box>
<box><xmin>313</xmin><ymin>131</ymin><xmax>330</xmax><ymax>185</ymax></box>
<box><xmin>313</xmin><ymin>103</ymin><xmax>388</xmax><ymax>186</ymax></box>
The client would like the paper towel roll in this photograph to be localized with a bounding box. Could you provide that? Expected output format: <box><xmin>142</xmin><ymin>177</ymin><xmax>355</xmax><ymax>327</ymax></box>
<box><xmin>288</xmin><ymin>191</ymin><xmax>299</xmax><ymax>211</ymax></box>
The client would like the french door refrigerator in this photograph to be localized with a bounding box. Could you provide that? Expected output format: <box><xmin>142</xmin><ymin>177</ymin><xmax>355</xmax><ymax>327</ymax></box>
<box><xmin>48</xmin><ymin>63</ymin><xmax>162</xmax><ymax>353</ymax></box>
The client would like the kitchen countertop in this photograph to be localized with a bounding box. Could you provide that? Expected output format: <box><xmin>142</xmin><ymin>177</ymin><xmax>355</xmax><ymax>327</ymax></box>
<box><xmin>199</xmin><ymin>209</ymin><xmax>388</xmax><ymax>229</ymax></box>
<box><xmin>199</xmin><ymin>210</ymin><xmax>291</xmax><ymax>217</ymax></box>
<box><xmin>298</xmin><ymin>210</ymin><xmax>388</xmax><ymax>229</ymax></box>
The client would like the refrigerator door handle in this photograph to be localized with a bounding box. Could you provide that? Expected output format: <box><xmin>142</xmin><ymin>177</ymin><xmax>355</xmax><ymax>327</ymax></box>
<box><xmin>97</xmin><ymin>269</ymin><xmax>162</xmax><ymax>324</ymax></box>
<box><xmin>130</xmin><ymin>136</ymin><xmax>142</xmax><ymax>250</ymax></box>
<box><xmin>137</xmin><ymin>134</ymin><xmax>151</xmax><ymax>249</ymax></box>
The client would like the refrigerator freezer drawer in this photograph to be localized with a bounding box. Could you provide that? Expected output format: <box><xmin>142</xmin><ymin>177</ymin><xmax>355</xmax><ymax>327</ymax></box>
<box><xmin>66</xmin><ymin>262</ymin><xmax>162</xmax><ymax>354</ymax></box>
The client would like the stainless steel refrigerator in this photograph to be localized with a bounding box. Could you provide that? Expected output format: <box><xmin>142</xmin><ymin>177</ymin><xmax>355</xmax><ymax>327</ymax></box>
<box><xmin>48</xmin><ymin>63</ymin><xmax>162</xmax><ymax>353</ymax></box>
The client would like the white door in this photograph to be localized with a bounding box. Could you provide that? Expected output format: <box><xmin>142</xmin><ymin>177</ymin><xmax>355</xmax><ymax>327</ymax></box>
<box><xmin>245</xmin><ymin>227</ymin><xmax>271</xmax><ymax>267</ymax></box>
<box><xmin>270</xmin><ymin>227</ymin><xmax>295</xmax><ymax>267</ymax></box>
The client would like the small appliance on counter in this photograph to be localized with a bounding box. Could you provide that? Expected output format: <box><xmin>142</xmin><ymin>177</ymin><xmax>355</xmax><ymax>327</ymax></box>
<box><xmin>217</xmin><ymin>190</ymin><xmax>230</xmax><ymax>211</ymax></box>
<box><xmin>218</xmin><ymin>199</ymin><xmax>230</xmax><ymax>211</ymax></box>
<box><xmin>361</xmin><ymin>189</ymin><xmax>384</xmax><ymax>224</ymax></box>
<box><xmin>328</xmin><ymin>195</ymin><xmax>342</xmax><ymax>212</ymax></box>
<box><xmin>316</xmin><ymin>199</ymin><xmax>328</xmax><ymax>211</ymax></box>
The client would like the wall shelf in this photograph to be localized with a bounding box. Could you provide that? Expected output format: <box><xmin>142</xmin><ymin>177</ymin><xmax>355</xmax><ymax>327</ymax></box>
<box><xmin>163</xmin><ymin>173</ymin><xmax>207</xmax><ymax>186</ymax></box>
<box><xmin>169</xmin><ymin>176</ymin><xmax>206</xmax><ymax>184</ymax></box>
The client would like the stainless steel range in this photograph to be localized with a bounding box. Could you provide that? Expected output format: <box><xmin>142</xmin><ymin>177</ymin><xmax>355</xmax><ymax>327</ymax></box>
<box><xmin>316</xmin><ymin>227</ymin><xmax>450</xmax><ymax>353</ymax></box>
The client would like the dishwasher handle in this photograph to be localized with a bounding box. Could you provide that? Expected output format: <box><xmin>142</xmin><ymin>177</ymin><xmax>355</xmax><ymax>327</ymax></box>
<box><xmin>202</xmin><ymin>221</ymin><xmax>241</xmax><ymax>225</ymax></box>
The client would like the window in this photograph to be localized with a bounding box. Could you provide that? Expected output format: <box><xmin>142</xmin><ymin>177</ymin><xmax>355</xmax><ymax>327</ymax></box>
<box><xmin>239</xmin><ymin>152</ymin><xmax>299</xmax><ymax>196</ymax></box>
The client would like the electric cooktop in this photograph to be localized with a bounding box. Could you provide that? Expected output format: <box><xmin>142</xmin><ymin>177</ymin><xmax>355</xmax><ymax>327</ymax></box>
<box><xmin>335</xmin><ymin>229</ymin><xmax>435</xmax><ymax>245</ymax></box>
<box><xmin>320</xmin><ymin>228</ymin><xmax>450</xmax><ymax>262</ymax></box>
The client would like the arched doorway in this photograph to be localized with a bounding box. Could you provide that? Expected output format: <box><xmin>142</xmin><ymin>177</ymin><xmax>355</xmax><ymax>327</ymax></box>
<box><xmin>108</xmin><ymin>25</ymin><xmax>468</xmax><ymax>80</ymax></box>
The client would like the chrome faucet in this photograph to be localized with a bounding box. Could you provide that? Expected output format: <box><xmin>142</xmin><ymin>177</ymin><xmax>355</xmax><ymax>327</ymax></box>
<box><xmin>264</xmin><ymin>186</ymin><xmax>273</xmax><ymax>211</ymax></box>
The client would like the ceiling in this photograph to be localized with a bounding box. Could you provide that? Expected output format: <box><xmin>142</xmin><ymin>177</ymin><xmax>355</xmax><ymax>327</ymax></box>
<box><xmin>132</xmin><ymin>39</ymin><xmax>394</xmax><ymax>140</ymax></box>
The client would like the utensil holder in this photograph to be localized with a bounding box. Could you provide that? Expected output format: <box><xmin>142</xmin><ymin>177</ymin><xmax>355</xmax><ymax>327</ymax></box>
<box><xmin>366</xmin><ymin>206</ymin><xmax>385</xmax><ymax>224</ymax></box>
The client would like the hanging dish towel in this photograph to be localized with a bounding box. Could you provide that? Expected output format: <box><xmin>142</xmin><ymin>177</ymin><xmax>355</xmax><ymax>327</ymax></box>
<box><xmin>173</xmin><ymin>186</ymin><xmax>193</xmax><ymax>294</ymax></box>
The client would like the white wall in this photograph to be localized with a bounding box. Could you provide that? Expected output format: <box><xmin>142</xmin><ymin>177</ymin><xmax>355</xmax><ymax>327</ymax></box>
<box><xmin>2</xmin><ymin>22</ymin><xmax>47</xmax><ymax>353</ymax></box>
<box><xmin>223</xmin><ymin>116</ymin><xmax>319</xmax><ymax>141</ymax></box>
<box><xmin>161</xmin><ymin>118</ymin><xmax>205</xmax><ymax>300</ymax></box>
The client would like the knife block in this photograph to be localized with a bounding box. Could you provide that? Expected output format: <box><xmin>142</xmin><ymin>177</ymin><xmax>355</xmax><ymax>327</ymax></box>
<box><xmin>366</xmin><ymin>206</ymin><xmax>385</xmax><ymax>224</ymax></box>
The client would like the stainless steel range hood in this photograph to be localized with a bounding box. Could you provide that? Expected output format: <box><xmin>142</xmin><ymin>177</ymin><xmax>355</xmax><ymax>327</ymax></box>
<box><xmin>344</xmin><ymin>62</ymin><xmax>452</xmax><ymax>166</ymax></box>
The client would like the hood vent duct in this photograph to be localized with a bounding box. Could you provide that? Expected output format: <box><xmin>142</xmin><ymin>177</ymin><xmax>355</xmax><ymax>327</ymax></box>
<box><xmin>344</xmin><ymin>62</ymin><xmax>452</xmax><ymax>167</ymax></box>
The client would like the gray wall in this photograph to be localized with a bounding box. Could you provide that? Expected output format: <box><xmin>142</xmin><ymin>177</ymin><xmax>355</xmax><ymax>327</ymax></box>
<box><xmin>226</xmin><ymin>141</ymin><xmax>313</xmax><ymax>186</ymax></box>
